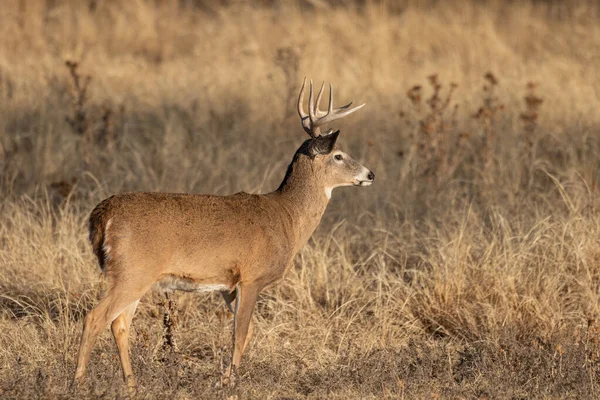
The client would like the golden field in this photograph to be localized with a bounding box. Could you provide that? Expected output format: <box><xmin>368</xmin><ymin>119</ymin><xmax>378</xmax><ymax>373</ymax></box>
<box><xmin>1</xmin><ymin>0</ymin><xmax>600</xmax><ymax>398</ymax></box>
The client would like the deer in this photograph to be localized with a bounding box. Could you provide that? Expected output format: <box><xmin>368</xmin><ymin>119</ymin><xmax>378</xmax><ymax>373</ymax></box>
<box><xmin>72</xmin><ymin>78</ymin><xmax>374</xmax><ymax>390</ymax></box>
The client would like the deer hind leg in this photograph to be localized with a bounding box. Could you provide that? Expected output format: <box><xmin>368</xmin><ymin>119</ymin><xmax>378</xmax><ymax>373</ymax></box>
<box><xmin>111</xmin><ymin>300</ymin><xmax>140</xmax><ymax>390</ymax></box>
<box><xmin>221</xmin><ymin>289</ymin><xmax>255</xmax><ymax>353</ymax></box>
<box><xmin>223</xmin><ymin>283</ymin><xmax>260</xmax><ymax>387</ymax></box>
<box><xmin>73</xmin><ymin>285</ymin><xmax>144</xmax><ymax>386</ymax></box>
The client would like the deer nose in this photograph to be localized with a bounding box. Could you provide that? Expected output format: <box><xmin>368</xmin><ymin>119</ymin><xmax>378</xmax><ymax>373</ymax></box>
<box><xmin>367</xmin><ymin>171</ymin><xmax>375</xmax><ymax>181</ymax></box>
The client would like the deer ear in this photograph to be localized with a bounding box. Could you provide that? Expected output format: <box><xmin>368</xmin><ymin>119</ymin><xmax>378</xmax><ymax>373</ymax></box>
<box><xmin>309</xmin><ymin>130</ymin><xmax>340</xmax><ymax>157</ymax></box>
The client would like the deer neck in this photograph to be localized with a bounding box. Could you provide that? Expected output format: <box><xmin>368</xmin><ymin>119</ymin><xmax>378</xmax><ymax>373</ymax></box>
<box><xmin>272</xmin><ymin>153</ymin><xmax>329</xmax><ymax>249</ymax></box>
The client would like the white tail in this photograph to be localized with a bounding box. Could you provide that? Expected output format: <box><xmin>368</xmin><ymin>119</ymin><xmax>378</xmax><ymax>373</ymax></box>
<box><xmin>73</xmin><ymin>79</ymin><xmax>374</xmax><ymax>390</ymax></box>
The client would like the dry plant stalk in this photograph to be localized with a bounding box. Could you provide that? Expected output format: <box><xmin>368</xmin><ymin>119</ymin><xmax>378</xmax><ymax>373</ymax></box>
<box><xmin>64</xmin><ymin>60</ymin><xmax>94</xmax><ymax>168</ymax></box>
<box><xmin>406</xmin><ymin>74</ymin><xmax>459</xmax><ymax>184</ymax></box>
<box><xmin>64</xmin><ymin>61</ymin><xmax>121</xmax><ymax>168</ymax></box>
<box><xmin>520</xmin><ymin>81</ymin><xmax>544</xmax><ymax>164</ymax></box>
<box><xmin>65</xmin><ymin>60</ymin><xmax>91</xmax><ymax>138</ymax></box>
<box><xmin>159</xmin><ymin>293</ymin><xmax>179</xmax><ymax>353</ymax></box>
<box><xmin>473</xmin><ymin>72</ymin><xmax>504</xmax><ymax>175</ymax></box>
<box><xmin>97</xmin><ymin>104</ymin><xmax>116</xmax><ymax>150</ymax></box>
<box><xmin>275</xmin><ymin>46</ymin><xmax>301</xmax><ymax>123</ymax></box>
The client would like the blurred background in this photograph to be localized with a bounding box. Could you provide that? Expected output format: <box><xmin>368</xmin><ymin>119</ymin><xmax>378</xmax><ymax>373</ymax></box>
<box><xmin>2</xmin><ymin>0</ymin><xmax>599</xmax><ymax>210</ymax></box>
<box><xmin>1</xmin><ymin>1</ymin><xmax>600</xmax><ymax>398</ymax></box>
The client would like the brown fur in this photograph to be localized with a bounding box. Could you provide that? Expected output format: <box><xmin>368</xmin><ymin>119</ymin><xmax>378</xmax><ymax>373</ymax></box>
<box><xmin>74</xmin><ymin>138</ymin><xmax>373</xmax><ymax>390</ymax></box>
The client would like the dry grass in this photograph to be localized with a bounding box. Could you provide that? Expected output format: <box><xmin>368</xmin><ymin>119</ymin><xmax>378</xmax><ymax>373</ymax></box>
<box><xmin>1</xmin><ymin>0</ymin><xmax>600</xmax><ymax>398</ymax></box>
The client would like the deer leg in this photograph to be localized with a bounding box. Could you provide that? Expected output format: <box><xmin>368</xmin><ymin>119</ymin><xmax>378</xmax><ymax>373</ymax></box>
<box><xmin>223</xmin><ymin>283</ymin><xmax>260</xmax><ymax>387</ymax></box>
<box><xmin>111</xmin><ymin>300</ymin><xmax>140</xmax><ymax>390</ymax></box>
<box><xmin>73</xmin><ymin>287</ymin><xmax>143</xmax><ymax>386</ymax></box>
<box><xmin>221</xmin><ymin>289</ymin><xmax>254</xmax><ymax>353</ymax></box>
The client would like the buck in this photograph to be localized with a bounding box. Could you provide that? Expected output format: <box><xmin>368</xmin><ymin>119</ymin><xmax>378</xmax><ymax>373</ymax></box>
<box><xmin>73</xmin><ymin>78</ymin><xmax>374</xmax><ymax>389</ymax></box>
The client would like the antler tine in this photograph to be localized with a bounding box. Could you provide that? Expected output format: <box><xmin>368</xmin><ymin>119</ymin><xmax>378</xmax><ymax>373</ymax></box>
<box><xmin>308</xmin><ymin>80</ymin><xmax>315</xmax><ymax>122</ymax></box>
<box><xmin>314</xmin><ymin>101</ymin><xmax>353</xmax><ymax>117</ymax></box>
<box><xmin>328</xmin><ymin>83</ymin><xmax>333</xmax><ymax>115</ymax></box>
<box><xmin>297</xmin><ymin>77</ymin><xmax>314</xmax><ymax>137</ymax></box>
<box><xmin>314</xmin><ymin>81</ymin><xmax>325</xmax><ymax>116</ymax></box>
<box><xmin>308</xmin><ymin>80</ymin><xmax>323</xmax><ymax>136</ymax></box>
<box><xmin>297</xmin><ymin>77</ymin><xmax>308</xmax><ymax>119</ymax></box>
<box><xmin>311</xmin><ymin>102</ymin><xmax>366</xmax><ymax>130</ymax></box>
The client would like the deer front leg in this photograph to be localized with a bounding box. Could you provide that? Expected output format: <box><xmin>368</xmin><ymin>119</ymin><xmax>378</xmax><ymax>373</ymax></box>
<box><xmin>223</xmin><ymin>282</ymin><xmax>260</xmax><ymax>387</ymax></box>
<box><xmin>221</xmin><ymin>289</ymin><xmax>255</xmax><ymax>353</ymax></box>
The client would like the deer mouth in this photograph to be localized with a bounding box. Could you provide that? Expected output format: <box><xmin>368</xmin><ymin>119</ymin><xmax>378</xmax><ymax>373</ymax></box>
<box><xmin>355</xmin><ymin>180</ymin><xmax>373</xmax><ymax>187</ymax></box>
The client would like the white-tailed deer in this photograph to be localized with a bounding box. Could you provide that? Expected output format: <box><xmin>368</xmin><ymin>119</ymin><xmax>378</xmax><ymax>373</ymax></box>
<box><xmin>73</xmin><ymin>78</ymin><xmax>374</xmax><ymax>389</ymax></box>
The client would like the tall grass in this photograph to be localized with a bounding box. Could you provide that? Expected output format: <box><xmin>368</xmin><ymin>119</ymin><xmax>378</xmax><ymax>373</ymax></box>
<box><xmin>1</xmin><ymin>1</ymin><xmax>600</xmax><ymax>398</ymax></box>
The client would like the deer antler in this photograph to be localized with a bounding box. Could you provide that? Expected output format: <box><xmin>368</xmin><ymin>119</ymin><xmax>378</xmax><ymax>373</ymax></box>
<box><xmin>297</xmin><ymin>77</ymin><xmax>365</xmax><ymax>138</ymax></box>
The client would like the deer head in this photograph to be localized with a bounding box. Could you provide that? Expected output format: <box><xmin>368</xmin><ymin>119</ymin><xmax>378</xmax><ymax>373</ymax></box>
<box><xmin>294</xmin><ymin>78</ymin><xmax>374</xmax><ymax>198</ymax></box>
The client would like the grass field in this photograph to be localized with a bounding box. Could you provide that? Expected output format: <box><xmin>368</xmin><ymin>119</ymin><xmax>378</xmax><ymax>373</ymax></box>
<box><xmin>1</xmin><ymin>0</ymin><xmax>600</xmax><ymax>398</ymax></box>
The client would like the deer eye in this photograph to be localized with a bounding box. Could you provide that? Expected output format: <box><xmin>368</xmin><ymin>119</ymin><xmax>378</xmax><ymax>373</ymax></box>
<box><xmin>334</xmin><ymin>154</ymin><xmax>343</xmax><ymax>161</ymax></box>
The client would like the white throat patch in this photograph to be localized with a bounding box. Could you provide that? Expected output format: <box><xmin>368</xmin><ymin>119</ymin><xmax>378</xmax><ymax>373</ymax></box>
<box><xmin>325</xmin><ymin>187</ymin><xmax>333</xmax><ymax>199</ymax></box>
<box><xmin>325</xmin><ymin>184</ymin><xmax>349</xmax><ymax>199</ymax></box>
